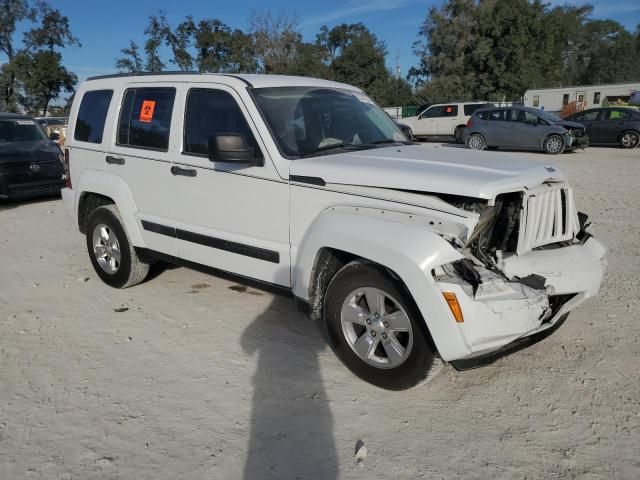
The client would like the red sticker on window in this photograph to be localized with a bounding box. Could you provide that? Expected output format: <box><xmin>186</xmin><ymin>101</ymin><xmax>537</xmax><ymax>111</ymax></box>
<box><xmin>139</xmin><ymin>100</ymin><xmax>156</xmax><ymax>123</ymax></box>
<box><xmin>446</xmin><ymin>107</ymin><xmax>452</xmax><ymax>113</ymax></box>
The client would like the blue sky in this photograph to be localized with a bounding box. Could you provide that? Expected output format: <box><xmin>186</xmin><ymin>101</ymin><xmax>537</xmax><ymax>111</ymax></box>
<box><xmin>13</xmin><ymin>0</ymin><xmax>640</xmax><ymax>81</ymax></box>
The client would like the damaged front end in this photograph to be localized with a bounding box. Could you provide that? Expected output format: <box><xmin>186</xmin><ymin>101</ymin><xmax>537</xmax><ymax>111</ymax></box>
<box><xmin>430</xmin><ymin>184</ymin><xmax>606</xmax><ymax>361</ymax></box>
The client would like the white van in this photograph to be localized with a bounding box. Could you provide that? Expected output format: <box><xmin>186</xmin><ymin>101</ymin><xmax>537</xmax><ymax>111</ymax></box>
<box><xmin>62</xmin><ymin>73</ymin><xmax>605</xmax><ymax>389</ymax></box>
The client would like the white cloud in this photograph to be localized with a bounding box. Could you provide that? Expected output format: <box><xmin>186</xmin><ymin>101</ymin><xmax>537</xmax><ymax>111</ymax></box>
<box><xmin>300</xmin><ymin>0</ymin><xmax>411</xmax><ymax>28</ymax></box>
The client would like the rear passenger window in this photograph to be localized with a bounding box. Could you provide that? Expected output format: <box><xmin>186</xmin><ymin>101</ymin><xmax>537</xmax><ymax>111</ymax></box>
<box><xmin>183</xmin><ymin>89</ymin><xmax>262</xmax><ymax>159</ymax></box>
<box><xmin>440</xmin><ymin>105</ymin><xmax>458</xmax><ymax>117</ymax></box>
<box><xmin>74</xmin><ymin>90</ymin><xmax>113</xmax><ymax>143</ymax></box>
<box><xmin>117</xmin><ymin>88</ymin><xmax>175</xmax><ymax>151</ymax></box>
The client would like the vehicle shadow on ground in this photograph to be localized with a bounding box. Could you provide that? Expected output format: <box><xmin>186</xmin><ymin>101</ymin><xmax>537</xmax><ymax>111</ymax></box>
<box><xmin>0</xmin><ymin>194</ymin><xmax>61</xmax><ymax>212</ymax></box>
<box><xmin>240</xmin><ymin>296</ymin><xmax>339</xmax><ymax>480</ymax></box>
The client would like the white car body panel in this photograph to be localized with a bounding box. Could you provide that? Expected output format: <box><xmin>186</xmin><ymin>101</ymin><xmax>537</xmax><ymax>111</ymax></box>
<box><xmin>289</xmin><ymin>145</ymin><xmax>567</xmax><ymax>200</ymax></box>
<box><xmin>62</xmin><ymin>73</ymin><xmax>605</xmax><ymax>365</ymax></box>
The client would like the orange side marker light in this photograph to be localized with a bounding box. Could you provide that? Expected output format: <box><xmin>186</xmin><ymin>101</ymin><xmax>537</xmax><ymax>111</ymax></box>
<box><xmin>443</xmin><ymin>292</ymin><xmax>464</xmax><ymax>323</ymax></box>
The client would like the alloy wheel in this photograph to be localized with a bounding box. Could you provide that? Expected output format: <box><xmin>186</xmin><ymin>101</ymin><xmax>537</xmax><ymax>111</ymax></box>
<box><xmin>545</xmin><ymin>135</ymin><xmax>564</xmax><ymax>154</ymax></box>
<box><xmin>92</xmin><ymin>224</ymin><xmax>121</xmax><ymax>274</ymax></box>
<box><xmin>621</xmin><ymin>132</ymin><xmax>639</xmax><ymax>148</ymax></box>
<box><xmin>340</xmin><ymin>287</ymin><xmax>414</xmax><ymax>369</ymax></box>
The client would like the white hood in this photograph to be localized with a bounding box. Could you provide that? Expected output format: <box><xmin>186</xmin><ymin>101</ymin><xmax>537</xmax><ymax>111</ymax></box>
<box><xmin>289</xmin><ymin>145</ymin><xmax>565</xmax><ymax>200</ymax></box>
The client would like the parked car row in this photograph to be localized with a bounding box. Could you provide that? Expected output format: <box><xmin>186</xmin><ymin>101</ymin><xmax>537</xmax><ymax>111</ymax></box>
<box><xmin>399</xmin><ymin>101</ymin><xmax>639</xmax><ymax>153</ymax></box>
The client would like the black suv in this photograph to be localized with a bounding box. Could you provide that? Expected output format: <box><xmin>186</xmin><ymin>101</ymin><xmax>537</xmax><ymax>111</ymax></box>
<box><xmin>566</xmin><ymin>107</ymin><xmax>640</xmax><ymax>148</ymax></box>
<box><xmin>0</xmin><ymin>112</ymin><xmax>65</xmax><ymax>200</ymax></box>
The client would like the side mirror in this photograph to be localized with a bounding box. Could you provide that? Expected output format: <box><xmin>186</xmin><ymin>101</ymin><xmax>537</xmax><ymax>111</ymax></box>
<box><xmin>49</xmin><ymin>132</ymin><xmax>60</xmax><ymax>141</ymax></box>
<box><xmin>208</xmin><ymin>134</ymin><xmax>258</xmax><ymax>165</ymax></box>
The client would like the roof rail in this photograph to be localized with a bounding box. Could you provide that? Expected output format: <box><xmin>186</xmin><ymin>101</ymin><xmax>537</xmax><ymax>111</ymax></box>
<box><xmin>85</xmin><ymin>71</ymin><xmax>254</xmax><ymax>87</ymax></box>
<box><xmin>86</xmin><ymin>71</ymin><xmax>201</xmax><ymax>81</ymax></box>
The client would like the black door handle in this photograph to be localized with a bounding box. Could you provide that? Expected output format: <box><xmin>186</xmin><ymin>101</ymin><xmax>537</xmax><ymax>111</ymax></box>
<box><xmin>106</xmin><ymin>155</ymin><xmax>125</xmax><ymax>165</ymax></box>
<box><xmin>171</xmin><ymin>166</ymin><xmax>197</xmax><ymax>177</ymax></box>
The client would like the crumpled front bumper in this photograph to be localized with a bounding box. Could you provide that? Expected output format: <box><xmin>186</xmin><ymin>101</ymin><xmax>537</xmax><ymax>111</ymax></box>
<box><xmin>565</xmin><ymin>133</ymin><xmax>589</xmax><ymax>150</ymax></box>
<box><xmin>434</xmin><ymin>236</ymin><xmax>606</xmax><ymax>361</ymax></box>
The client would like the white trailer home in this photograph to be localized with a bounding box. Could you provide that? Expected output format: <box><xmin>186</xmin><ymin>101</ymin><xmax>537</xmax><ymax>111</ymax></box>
<box><xmin>524</xmin><ymin>82</ymin><xmax>640</xmax><ymax>113</ymax></box>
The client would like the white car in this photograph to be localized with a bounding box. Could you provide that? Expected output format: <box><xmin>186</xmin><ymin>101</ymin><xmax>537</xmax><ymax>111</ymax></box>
<box><xmin>61</xmin><ymin>74</ymin><xmax>605</xmax><ymax>390</ymax></box>
<box><xmin>400</xmin><ymin>101</ymin><xmax>492</xmax><ymax>141</ymax></box>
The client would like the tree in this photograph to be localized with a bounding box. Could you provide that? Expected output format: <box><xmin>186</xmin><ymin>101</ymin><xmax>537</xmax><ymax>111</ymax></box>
<box><xmin>13</xmin><ymin>50</ymin><xmax>76</xmax><ymax>115</ymax></box>
<box><xmin>23</xmin><ymin>1</ymin><xmax>80</xmax><ymax>51</ymax></box>
<box><xmin>0</xmin><ymin>0</ymin><xmax>78</xmax><ymax>113</ymax></box>
<box><xmin>249</xmin><ymin>10</ymin><xmax>301</xmax><ymax>74</ymax></box>
<box><xmin>0</xmin><ymin>0</ymin><xmax>32</xmax><ymax>110</ymax></box>
<box><xmin>115</xmin><ymin>41</ymin><xmax>144</xmax><ymax>73</ymax></box>
<box><xmin>143</xmin><ymin>14</ymin><xmax>165</xmax><ymax>72</ymax></box>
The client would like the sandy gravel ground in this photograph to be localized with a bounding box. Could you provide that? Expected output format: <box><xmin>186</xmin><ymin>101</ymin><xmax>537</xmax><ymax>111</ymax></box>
<box><xmin>1</xmin><ymin>145</ymin><xmax>639</xmax><ymax>479</ymax></box>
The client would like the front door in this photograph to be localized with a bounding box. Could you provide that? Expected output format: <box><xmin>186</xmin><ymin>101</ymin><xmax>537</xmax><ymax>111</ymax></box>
<box><xmin>171</xmin><ymin>85</ymin><xmax>290</xmax><ymax>287</ymax></box>
<box><xmin>601</xmin><ymin>109</ymin><xmax>634</xmax><ymax>144</ymax></box>
<box><xmin>413</xmin><ymin>106</ymin><xmax>440</xmax><ymax>136</ymax></box>
<box><xmin>507</xmin><ymin>109</ymin><xmax>540</xmax><ymax>148</ymax></box>
<box><xmin>572</xmin><ymin>109</ymin><xmax>603</xmax><ymax>143</ymax></box>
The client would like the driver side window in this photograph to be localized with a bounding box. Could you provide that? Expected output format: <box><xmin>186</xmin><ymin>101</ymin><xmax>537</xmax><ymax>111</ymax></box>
<box><xmin>420</xmin><ymin>106</ymin><xmax>441</xmax><ymax>119</ymax></box>
<box><xmin>183</xmin><ymin>88</ymin><xmax>262</xmax><ymax>160</ymax></box>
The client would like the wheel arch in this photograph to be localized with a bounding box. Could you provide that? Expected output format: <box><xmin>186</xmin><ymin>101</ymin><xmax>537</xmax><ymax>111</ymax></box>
<box><xmin>292</xmin><ymin>208</ymin><xmax>471</xmax><ymax>360</ymax></box>
<box><xmin>74</xmin><ymin>170</ymin><xmax>145</xmax><ymax>247</ymax></box>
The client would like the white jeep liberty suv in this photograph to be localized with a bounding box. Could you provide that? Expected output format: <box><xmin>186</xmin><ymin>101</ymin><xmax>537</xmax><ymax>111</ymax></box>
<box><xmin>62</xmin><ymin>73</ymin><xmax>606</xmax><ymax>390</ymax></box>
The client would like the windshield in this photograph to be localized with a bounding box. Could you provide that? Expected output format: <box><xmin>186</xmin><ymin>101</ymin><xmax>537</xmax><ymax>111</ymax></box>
<box><xmin>251</xmin><ymin>86</ymin><xmax>408</xmax><ymax>158</ymax></box>
<box><xmin>0</xmin><ymin>119</ymin><xmax>48</xmax><ymax>143</ymax></box>
<box><xmin>536</xmin><ymin>110</ymin><xmax>562</xmax><ymax>123</ymax></box>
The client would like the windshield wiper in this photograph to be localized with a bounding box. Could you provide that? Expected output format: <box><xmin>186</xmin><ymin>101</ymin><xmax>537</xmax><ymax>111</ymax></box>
<box><xmin>300</xmin><ymin>142</ymin><xmax>370</xmax><ymax>158</ymax></box>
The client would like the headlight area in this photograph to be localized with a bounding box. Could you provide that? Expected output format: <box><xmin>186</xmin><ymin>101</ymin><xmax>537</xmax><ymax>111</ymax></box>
<box><xmin>431</xmin><ymin>259</ymin><xmax>557</xmax><ymax>354</ymax></box>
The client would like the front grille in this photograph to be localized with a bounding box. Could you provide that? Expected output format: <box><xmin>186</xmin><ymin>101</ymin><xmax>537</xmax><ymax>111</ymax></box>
<box><xmin>517</xmin><ymin>184</ymin><xmax>579</xmax><ymax>254</ymax></box>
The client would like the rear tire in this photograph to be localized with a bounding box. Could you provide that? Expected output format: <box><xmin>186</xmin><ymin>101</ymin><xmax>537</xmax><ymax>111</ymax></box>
<box><xmin>323</xmin><ymin>261</ymin><xmax>439</xmax><ymax>390</ymax></box>
<box><xmin>619</xmin><ymin>130</ymin><xmax>639</xmax><ymax>149</ymax></box>
<box><xmin>543</xmin><ymin>134</ymin><xmax>565</xmax><ymax>154</ymax></box>
<box><xmin>466</xmin><ymin>133</ymin><xmax>486</xmax><ymax>150</ymax></box>
<box><xmin>454</xmin><ymin>126</ymin><xmax>466</xmax><ymax>144</ymax></box>
<box><xmin>86</xmin><ymin>205</ymin><xmax>149</xmax><ymax>288</ymax></box>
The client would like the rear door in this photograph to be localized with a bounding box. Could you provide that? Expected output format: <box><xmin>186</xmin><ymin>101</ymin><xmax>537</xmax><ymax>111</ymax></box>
<box><xmin>436</xmin><ymin>104</ymin><xmax>458</xmax><ymax>135</ymax></box>
<box><xmin>108</xmin><ymin>84</ymin><xmax>179</xmax><ymax>256</ymax></box>
<box><xmin>484</xmin><ymin>109</ymin><xmax>510</xmax><ymax>146</ymax></box>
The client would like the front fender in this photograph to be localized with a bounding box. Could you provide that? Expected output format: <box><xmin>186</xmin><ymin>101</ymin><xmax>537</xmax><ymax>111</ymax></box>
<box><xmin>292</xmin><ymin>207</ymin><xmax>472</xmax><ymax>360</ymax></box>
<box><xmin>74</xmin><ymin>169</ymin><xmax>145</xmax><ymax>247</ymax></box>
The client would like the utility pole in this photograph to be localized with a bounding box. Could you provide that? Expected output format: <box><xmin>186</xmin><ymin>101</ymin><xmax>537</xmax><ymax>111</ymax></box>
<box><xmin>395</xmin><ymin>49</ymin><xmax>401</xmax><ymax>103</ymax></box>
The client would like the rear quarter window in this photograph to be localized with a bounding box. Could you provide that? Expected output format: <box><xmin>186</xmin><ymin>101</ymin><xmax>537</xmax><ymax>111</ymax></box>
<box><xmin>464</xmin><ymin>104</ymin><xmax>486</xmax><ymax>116</ymax></box>
<box><xmin>74</xmin><ymin>90</ymin><xmax>113</xmax><ymax>143</ymax></box>
<box><xmin>117</xmin><ymin>87</ymin><xmax>176</xmax><ymax>151</ymax></box>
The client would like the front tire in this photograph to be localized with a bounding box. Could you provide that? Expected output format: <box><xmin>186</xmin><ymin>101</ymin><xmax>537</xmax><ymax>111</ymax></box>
<box><xmin>86</xmin><ymin>205</ymin><xmax>149</xmax><ymax>288</ymax></box>
<box><xmin>466</xmin><ymin>133</ymin><xmax>486</xmax><ymax>150</ymax></box>
<box><xmin>619</xmin><ymin>130</ymin><xmax>639</xmax><ymax>149</ymax></box>
<box><xmin>544</xmin><ymin>134</ymin><xmax>565</xmax><ymax>154</ymax></box>
<box><xmin>323</xmin><ymin>261</ymin><xmax>439</xmax><ymax>390</ymax></box>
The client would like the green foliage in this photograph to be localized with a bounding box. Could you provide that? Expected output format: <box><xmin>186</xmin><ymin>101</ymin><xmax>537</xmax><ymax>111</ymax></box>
<box><xmin>13</xmin><ymin>50</ymin><xmax>76</xmax><ymax>115</ymax></box>
<box><xmin>115</xmin><ymin>12</ymin><xmax>413</xmax><ymax>107</ymax></box>
<box><xmin>412</xmin><ymin>0</ymin><xmax>640</xmax><ymax>104</ymax></box>
<box><xmin>0</xmin><ymin>0</ymin><xmax>78</xmax><ymax>113</ymax></box>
